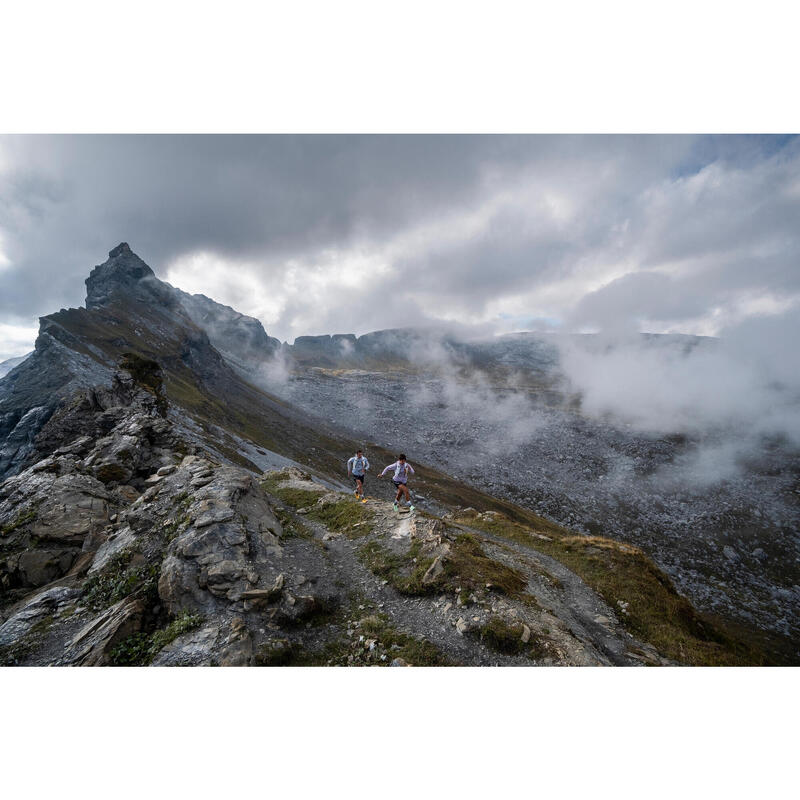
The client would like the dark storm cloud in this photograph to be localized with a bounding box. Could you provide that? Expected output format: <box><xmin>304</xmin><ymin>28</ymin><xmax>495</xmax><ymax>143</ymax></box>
<box><xmin>0</xmin><ymin>134</ymin><xmax>798</xmax><ymax>345</ymax></box>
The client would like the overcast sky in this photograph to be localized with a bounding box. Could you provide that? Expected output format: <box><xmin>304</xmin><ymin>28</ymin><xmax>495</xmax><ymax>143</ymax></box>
<box><xmin>0</xmin><ymin>134</ymin><xmax>798</xmax><ymax>359</ymax></box>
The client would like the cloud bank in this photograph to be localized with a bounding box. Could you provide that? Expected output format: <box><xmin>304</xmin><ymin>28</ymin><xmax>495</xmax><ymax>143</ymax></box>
<box><xmin>1</xmin><ymin>134</ymin><xmax>798</xmax><ymax>459</ymax></box>
<box><xmin>1</xmin><ymin>135</ymin><xmax>798</xmax><ymax>352</ymax></box>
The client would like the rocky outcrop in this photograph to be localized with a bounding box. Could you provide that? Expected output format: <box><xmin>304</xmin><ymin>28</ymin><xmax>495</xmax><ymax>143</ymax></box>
<box><xmin>0</xmin><ymin>370</ymin><xmax>185</xmax><ymax>602</ymax></box>
<box><xmin>85</xmin><ymin>243</ymin><xmax>177</xmax><ymax>311</ymax></box>
<box><xmin>0</xmin><ymin>380</ymin><xmax>303</xmax><ymax>665</ymax></box>
<box><xmin>60</xmin><ymin>596</ymin><xmax>145</xmax><ymax>666</ymax></box>
<box><xmin>157</xmin><ymin>458</ymin><xmax>283</xmax><ymax>616</ymax></box>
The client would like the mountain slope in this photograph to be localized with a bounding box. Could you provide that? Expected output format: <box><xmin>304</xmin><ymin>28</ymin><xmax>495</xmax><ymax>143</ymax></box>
<box><xmin>0</xmin><ymin>244</ymin><xmax>793</xmax><ymax>665</ymax></box>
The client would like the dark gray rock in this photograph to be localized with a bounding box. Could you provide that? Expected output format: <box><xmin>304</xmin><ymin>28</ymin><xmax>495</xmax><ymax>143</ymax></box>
<box><xmin>85</xmin><ymin>243</ymin><xmax>177</xmax><ymax>311</ymax></box>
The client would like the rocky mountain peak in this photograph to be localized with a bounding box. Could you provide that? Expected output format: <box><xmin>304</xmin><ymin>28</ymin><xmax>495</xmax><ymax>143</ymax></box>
<box><xmin>85</xmin><ymin>243</ymin><xmax>174</xmax><ymax>310</ymax></box>
<box><xmin>108</xmin><ymin>242</ymin><xmax>133</xmax><ymax>258</ymax></box>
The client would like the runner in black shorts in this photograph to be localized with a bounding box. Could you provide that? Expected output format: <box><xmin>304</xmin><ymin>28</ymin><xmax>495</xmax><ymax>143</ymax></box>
<box><xmin>379</xmin><ymin>453</ymin><xmax>415</xmax><ymax>511</ymax></box>
<box><xmin>346</xmin><ymin>449</ymin><xmax>369</xmax><ymax>502</ymax></box>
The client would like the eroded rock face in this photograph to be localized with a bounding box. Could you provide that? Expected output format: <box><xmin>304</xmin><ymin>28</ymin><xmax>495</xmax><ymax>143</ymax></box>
<box><xmin>0</xmin><ymin>378</ymin><xmax>184</xmax><ymax>600</ymax></box>
<box><xmin>176</xmin><ymin>290</ymin><xmax>282</xmax><ymax>378</ymax></box>
<box><xmin>156</xmin><ymin>458</ymin><xmax>282</xmax><ymax>616</ymax></box>
<box><xmin>60</xmin><ymin>596</ymin><xmax>145</xmax><ymax>666</ymax></box>
<box><xmin>151</xmin><ymin>622</ymin><xmax>222</xmax><ymax>666</ymax></box>
<box><xmin>0</xmin><ymin>465</ymin><xmax>114</xmax><ymax>596</ymax></box>
<box><xmin>1</xmin><ymin>405</ymin><xmax>290</xmax><ymax>665</ymax></box>
<box><xmin>0</xmin><ymin>327</ymin><xmax>114</xmax><ymax>481</ymax></box>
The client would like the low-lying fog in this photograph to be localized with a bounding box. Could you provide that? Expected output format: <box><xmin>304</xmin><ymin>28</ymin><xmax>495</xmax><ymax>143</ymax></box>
<box><xmin>256</xmin><ymin>310</ymin><xmax>800</xmax><ymax>639</ymax></box>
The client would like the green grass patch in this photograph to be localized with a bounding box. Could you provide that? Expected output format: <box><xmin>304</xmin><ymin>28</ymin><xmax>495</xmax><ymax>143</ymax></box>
<box><xmin>358</xmin><ymin>614</ymin><xmax>451</xmax><ymax>666</ymax></box>
<box><xmin>305</xmin><ymin>498</ymin><xmax>372</xmax><ymax>537</ymax></box>
<box><xmin>468</xmin><ymin>616</ymin><xmax>549</xmax><ymax>659</ymax></box>
<box><xmin>457</xmin><ymin>511</ymin><xmax>775</xmax><ymax>666</ymax></box>
<box><xmin>277</xmin><ymin>614</ymin><xmax>452</xmax><ymax>666</ymax></box>
<box><xmin>82</xmin><ymin>550</ymin><xmax>159</xmax><ymax>611</ymax></box>
<box><xmin>444</xmin><ymin>533</ymin><xmax>528</xmax><ymax>599</ymax></box>
<box><xmin>471</xmin><ymin>617</ymin><xmax>527</xmax><ymax>655</ymax></box>
<box><xmin>359</xmin><ymin>531</ymin><xmax>528</xmax><ymax>600</ymax></box>
<box><xmin>265</xmin><ymin>484</ymin><xmax>325</xmax><ymax>510</ymax></box>
<box><xmin>273</xmin><ymin>507</ymin><xmax>314</xmax><ymax>540</ymax></box>
<box><xmin>359</xmin><ymin>540</ymin><xmax>437</xmax><ymax>595</ymax></box>
<box><xmin>109</xmin><ymin>611</ymin><xmax>204</xmax><ymax>666</ymax></box>
<box><xmin>1</xmin><ymin>508</ymin><xmax>38</xmax><ymax>537</ymax></box>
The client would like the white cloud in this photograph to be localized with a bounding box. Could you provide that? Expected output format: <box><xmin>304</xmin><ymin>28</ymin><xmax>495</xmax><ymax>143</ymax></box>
<box><xmin>556</xmin><ymin>304</ymin><xmax>800</xmax><ymax>447</ymax></box>
<box><xmin>1</xmin><ymin>135</ymin><xmax>798</xmax><ymax>351</ymax></box>
<box><xmin>0</xmin><ymin>321</ymin><xmax>38</xmax><ymax>362</ymax></box>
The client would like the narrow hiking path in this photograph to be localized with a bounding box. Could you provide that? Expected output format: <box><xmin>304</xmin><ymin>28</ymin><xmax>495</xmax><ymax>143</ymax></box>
<box><xmin>267</xmin><ymin>492</ymin><xmax>523</xmax><ymax>665</ymax></box>
<box><xmin>261</xmin><ymin>468</ymin><xmax>666</xmax><ymax>665</ymax></box>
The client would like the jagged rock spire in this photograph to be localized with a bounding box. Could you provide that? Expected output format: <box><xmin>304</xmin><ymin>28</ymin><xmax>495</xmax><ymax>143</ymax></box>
<box><xmin>85</xmin><ymin>243</ymin><xmax>174</xmax><ymax>310</ymax></box>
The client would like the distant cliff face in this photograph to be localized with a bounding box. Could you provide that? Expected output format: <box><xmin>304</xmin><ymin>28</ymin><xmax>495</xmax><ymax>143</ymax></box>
<box><xmin>175</xmin><ymin>290</ymin><xmax>282</xmax><ymax>375</ymax></box>
<box><xmin>286</xmin><ymin>328</ymin><xmax>562</xmax><ymax>374</ymax></box>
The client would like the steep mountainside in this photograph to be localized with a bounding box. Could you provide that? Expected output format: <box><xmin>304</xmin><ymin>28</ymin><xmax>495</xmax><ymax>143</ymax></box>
<box><xmin>273</xmin><ymin>332</ymin><xmax>800</xmax><ymax>645</ymax></box>
<box><xmin>0</xmin><ymin>244</ymin><xmax>794</xmax><ymax>665</ymax></box>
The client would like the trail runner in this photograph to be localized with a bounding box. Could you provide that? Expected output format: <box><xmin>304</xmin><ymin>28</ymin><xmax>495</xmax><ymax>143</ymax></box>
<box><xmin>379</xmin><ymin>454</ymin><xmax>415</xmax><ymax>512</ymax></box>
<box><xmin>347</xmin><ymin>449</ymin><xmax>369</xmax><ymax>503</ymax></box>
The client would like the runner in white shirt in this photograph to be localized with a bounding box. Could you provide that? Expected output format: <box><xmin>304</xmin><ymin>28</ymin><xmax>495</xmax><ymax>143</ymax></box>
<box><xmin>346</xmin><ymin>449</ymin><xmax>369</xmax><ymax>503</ymax></box>
<box><xmin>379</xmin><ymin>453</ymin><xmax>415</xmax><ymax>512</ymax></box>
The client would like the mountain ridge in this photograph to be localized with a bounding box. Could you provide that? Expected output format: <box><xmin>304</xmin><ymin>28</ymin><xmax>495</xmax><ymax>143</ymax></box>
<box><xmin>0</xmin><ymin>244</ymin><xmax>795</xmax><ymax>665</ymax></box>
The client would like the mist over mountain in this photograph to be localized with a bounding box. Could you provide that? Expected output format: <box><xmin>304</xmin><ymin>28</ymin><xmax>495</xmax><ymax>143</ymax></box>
<box><xmin>0</xmin><ymin>244</ymin><xmax>797</xmax><ymax>666</ymax></box>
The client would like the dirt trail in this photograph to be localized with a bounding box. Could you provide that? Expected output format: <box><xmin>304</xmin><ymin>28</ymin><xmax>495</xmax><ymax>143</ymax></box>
<box><xmin>266</xmin><ymin>471</ymin><xmax>665</xmax><ymax>665</ymax></box>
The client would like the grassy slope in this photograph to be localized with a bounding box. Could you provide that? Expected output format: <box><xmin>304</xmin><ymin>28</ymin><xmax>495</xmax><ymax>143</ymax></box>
<box><xmin>49</xmin><ymin>301</ymin><xmax>796</xmax><ymax>665</ymax></box>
